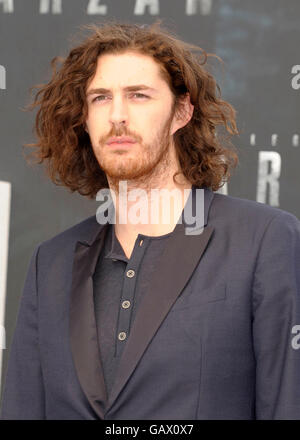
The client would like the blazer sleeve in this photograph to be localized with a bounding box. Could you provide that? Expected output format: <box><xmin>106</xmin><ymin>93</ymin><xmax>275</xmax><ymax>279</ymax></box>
<box><xmin>0</xmin><ymin>245</ymin><xmax>46</xmax><ymax>419</ymax></box>
<box><xmin>252</xmin><ymin>210</ymin><xmax>300</xmax><ymax>419</ymax></box>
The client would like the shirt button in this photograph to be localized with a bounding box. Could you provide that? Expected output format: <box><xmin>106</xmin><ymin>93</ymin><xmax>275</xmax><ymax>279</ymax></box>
<box><xmin>126</xmin><ymin>269</ymin><xmax>135</xmax><ymax>278</ymax></box>
<box><xmin>118</xmin><ymin>331</ymin><xmax>127</xmax><ymax>341</ymax></box>
<box><xmin>122</xmin><ymin>300</ymin><xmax>131</xmax><ymax>309</ymax></box>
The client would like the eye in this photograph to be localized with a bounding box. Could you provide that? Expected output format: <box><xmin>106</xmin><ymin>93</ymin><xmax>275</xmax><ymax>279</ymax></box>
<box><xmin>131</xmin><ymin>93</ymin><xmax>149</xmax><ymax>99</ymax></box>
<box><xmin>92</xmin><ymin>95</ymin><xmax>109</xmax><ymax>102</ymax></box>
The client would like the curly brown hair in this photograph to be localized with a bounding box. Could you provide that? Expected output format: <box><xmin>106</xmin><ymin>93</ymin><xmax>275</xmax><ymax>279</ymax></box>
<box><xmin>24</xmin><ymin>21</ymin><xmax>239</xmax><ymax>198</ymax></box>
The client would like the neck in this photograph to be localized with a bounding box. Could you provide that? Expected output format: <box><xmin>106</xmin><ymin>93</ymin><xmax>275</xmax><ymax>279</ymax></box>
<box><xmin>107</xmin><ymin>174</ymin><xmax>192</xmax><ymax>239</ymax></box>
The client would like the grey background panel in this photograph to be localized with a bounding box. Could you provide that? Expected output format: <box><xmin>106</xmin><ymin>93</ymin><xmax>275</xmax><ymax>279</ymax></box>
<box><xmin>0</xmin><ymin>0</ymin><xmax>299</xmax><ymax>397</ymax></box>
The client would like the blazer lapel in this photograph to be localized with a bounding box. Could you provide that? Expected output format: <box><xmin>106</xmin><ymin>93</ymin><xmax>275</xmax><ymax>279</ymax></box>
<box><xmin>69</xmin><ymin>218</ymin><xmax>110</xmax><ymax>419</ymax></box>
<box><xmin>107</xmin><ymin>187</ymin><xmax>215</xmax><ymax>409</ymax></box>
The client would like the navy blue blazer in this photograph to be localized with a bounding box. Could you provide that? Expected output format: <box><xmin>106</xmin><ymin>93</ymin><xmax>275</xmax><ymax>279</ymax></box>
<box><xmin>1</xmin><ymin>188</ymin><xmax>300</xmax><ymax>419</ymax></box>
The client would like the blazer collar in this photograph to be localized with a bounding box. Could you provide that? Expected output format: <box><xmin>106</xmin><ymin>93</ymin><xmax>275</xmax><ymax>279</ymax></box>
<box><xmin>69</xmin><ymin>186</ymin><xmax>215</xmax><ymax>418</ymax></box>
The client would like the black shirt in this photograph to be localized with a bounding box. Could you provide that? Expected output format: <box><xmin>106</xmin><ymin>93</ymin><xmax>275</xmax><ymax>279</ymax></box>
<box><xmin>93</xmin><ymin>223</ymin><xmax>175</xmax><ymax>397</ymax></box>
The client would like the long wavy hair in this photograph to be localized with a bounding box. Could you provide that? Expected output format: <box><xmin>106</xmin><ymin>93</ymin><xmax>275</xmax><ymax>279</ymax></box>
<box><xmin>24</xmin><ymin>21</ymin><xmax>239</xmax><ymax>198</ymax></box>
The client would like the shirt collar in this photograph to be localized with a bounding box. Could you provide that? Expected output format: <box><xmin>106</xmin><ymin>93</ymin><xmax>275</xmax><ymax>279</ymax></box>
<box><xmin>104</xmin><ymin>223</ymin><xmax>129</xmax><ymax>263</ymax></box>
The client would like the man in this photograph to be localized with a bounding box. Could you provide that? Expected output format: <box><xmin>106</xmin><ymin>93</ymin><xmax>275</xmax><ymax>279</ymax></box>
<box><xmin>1</xmin><ymin>22</ymin><xmax>300</xmax><ymax>420</ymax></box>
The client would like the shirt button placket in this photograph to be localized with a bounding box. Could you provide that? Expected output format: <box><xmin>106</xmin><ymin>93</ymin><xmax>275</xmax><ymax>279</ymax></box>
<box><xmin>116</xmin><ymin>240</ymin><xmax>147</xmax><ymax>355</ymax></box>
<box><xmin>116</xmin><ymin>269</ymin><xmax>136</xmax><ymax>353</ymax></box>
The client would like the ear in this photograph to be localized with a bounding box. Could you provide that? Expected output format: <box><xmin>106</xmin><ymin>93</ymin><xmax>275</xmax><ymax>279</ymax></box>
<box><xmin>84</xmin><ymin>124</ymin><xmax>89</xmax><ymax>134</ymax></box>
<box><xmin>170</xmin><ymin>93</ymin><xmax>194</xmax><ymax>135</ymax></box>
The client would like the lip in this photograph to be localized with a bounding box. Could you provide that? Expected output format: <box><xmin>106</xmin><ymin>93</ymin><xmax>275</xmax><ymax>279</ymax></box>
<box><xmin>107</xmin><ymin>136</ymin><xmax>136</xmax><ymax>145</ymax></box>
<box><xmin>108</xmin><ymin>142</ymin><xmax>137</xmax><ymax>148</ymax></box>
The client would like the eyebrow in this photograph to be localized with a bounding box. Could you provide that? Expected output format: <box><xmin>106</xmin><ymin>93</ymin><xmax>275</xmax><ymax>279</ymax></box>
<box><xmin>86</xmin><ymin>84</ymin><xmax>158</xmax><ymax>96</ymax></box>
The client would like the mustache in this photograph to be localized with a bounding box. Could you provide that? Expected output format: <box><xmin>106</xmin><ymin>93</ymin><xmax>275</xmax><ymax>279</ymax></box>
<box><xmin>99</xmin><ymin>126</ymin><xmax>143</xmax><ymax>145</ymax></box>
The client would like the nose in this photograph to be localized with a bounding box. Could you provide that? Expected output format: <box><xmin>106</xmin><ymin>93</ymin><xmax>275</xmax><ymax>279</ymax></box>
<box><xmin>109</xmin><ymin>95</ymin><xmax>128</xmax><ymax>127</ymax></box>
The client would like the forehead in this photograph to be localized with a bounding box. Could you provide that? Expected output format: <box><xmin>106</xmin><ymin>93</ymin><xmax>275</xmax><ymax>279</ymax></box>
<box><xmin>87</xmin><ymin>50</ymin><xmax>169</xmax><ymax>90</ymax></box>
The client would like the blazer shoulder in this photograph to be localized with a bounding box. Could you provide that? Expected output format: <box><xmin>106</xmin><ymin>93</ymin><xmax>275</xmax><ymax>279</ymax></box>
<box><xmin>211</xmin><ymin>192</ymin><xmax>299</xmax><ymax>225</ymax></box>
<box><xmin>37</xmin><ymin>214</ymin><xmax>101</xmax><ymax>254</ymax></box>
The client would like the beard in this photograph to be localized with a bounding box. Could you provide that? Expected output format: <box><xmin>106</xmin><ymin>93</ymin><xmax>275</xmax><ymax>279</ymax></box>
<box><xmin>93</xmin><ymin>109</ymin><xmax>175</xmax><ymax>189</ymax></box>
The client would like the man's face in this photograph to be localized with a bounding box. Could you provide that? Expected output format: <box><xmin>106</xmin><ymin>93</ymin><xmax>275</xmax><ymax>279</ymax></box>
<box><xmin>85</xmin><ymin>51</ymin><xmax>181</xmax><ymax>185</ymax></box>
